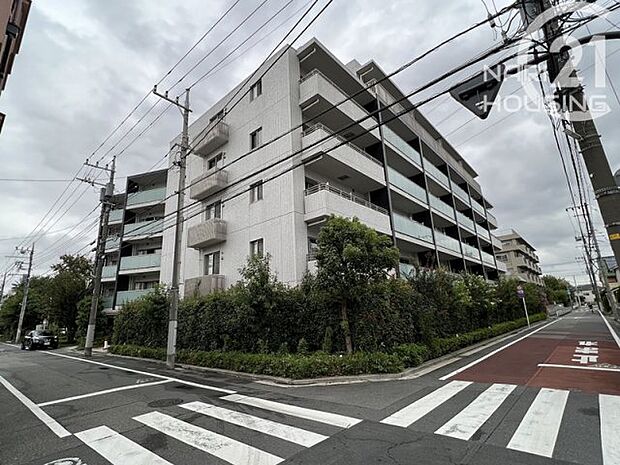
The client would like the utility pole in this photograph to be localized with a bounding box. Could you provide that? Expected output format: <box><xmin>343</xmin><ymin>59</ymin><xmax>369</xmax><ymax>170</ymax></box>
<box><xmin>82</xmin><ymin>157</ymin><xmax>116</xmax><ymax>357</ymax></box>
<box><xmin>0</xmin><ymin>267</ymin><xmax>10</xmax><ymax>307</ymax></box>
<box><xmin>530</xmin><ymin>0</ymin><xmax>620</xmax><ymax>319</ymax></box>
<box><xmin>14</xmin><ymin>244</ymin><xmax>34</xmax><ymax>343</ymax></box>
<box><xmin>153</xmin><ymin>86</ymin><xmax>191</xmax><ymax>369</ymax></box>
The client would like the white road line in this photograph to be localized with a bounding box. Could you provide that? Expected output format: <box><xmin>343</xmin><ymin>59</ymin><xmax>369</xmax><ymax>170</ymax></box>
<box><xmin>37</xmin><ymin>379</ymin><xmax>173</xmax><ymax>407</ymax></box>
<box><xmin>598</xmin><ymin>310</ymin><xmax>620</xmax><ymax>348</ymax></box>
<box><xmin>221</xmin><ymin>394</ymin><xmax>362</xmax><ymax>429</ymax></box>
<box><xmin>180</xmin><ymin>401</ymin><xmax>328</xmax><ymax>447</ymax></box>
<box><xmin>538</xmin><ymin>363</ymin><xmax>620</xmax><ymax>373</ymax></box>
<box><xmin>507</xmin><ymin>388</ymin><xmax>568</xmax><ymax>458</ymax></box>
<box><xmin>439</xmin><ymin>319</ymin><xmax>561</xmax><ymax>381</ymax></box>
<box><xmin>600</xmin><ymin>394</ymin><xmax>620</xmax><ymax>465</ymax></box>
<box><xmin>75</xmin><ymin>425</ymin><xmax>173</xmax><ymax>465</ymax></box>
<box><xmin>37</xmin><ymin>350</ymin><xmax>236</xmax><ymax>394</ymax></box>
<box><xmin>380</xmin><ymin>380</ymin><xmax>472</xmax><ymax>428</ymax></box>
<box><xmin>134</xmin><ymin>411</ymin><xmax>283</xmax><ymax>465</ymax></box>
<box><xmin>0</xmin><ymin>374</ymin><xmax>71</xmax><ymax>438</ymax></box>
<box><xmin>435</xmin><ymin>383</ymin><xmax>516</xmax><ymax>440</ymax></box>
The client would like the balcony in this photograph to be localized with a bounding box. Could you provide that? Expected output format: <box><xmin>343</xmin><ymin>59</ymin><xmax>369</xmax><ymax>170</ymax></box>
<box><xmin>119</xmin><ymin>254</ymin><xmax>161</xmax><ymax>273</ymax></box>
<box><xmin>393</xmin><ymin>214</ymin><xmax>433</xmax><ymax>245</ymax></box>
<box><xmin>453</xmin><ymin>184</ymin><xmax>470</xmax><ymax>205</ymax></box>
<box><xmin>304</xmin><ymin>183</ymin><xmax>391</xmax><ymax>235</ymax></box>
<box><xmin>477</xmin><ymin>224</ymin><xmax>491</xmax><ymax>241</ymax></box>
<box><xmin>105</xmin><ymin>236</ymin><xmax>120</xmax><ymax>251</ymax></box>
<box><xmin>472</xmin><ymin>198</ymin><xmax>486</xmax><ymax>216</ymax></box>
<box><xmin>109</xmin><ymin>209</ymin><xmax>123</xmax><ymax>224</ymax></box>
<box><xmin>126</xmin><ymin>187</ymin><xmax>166</xmax><ymax>208</ymax></box>
<box><xmin>184</xmin><ymin>275</ymin><xmax>225</xmax><ymax>297</ymax></box>
<box><xmin>497</xmin><ymin>261</ymin><xmax>508</xmax><ymax>273</ymax></box>
<box><xmin>425</xmin><ymin>161</ymin><xmax>450</xmax><ymax>189</ymax></box>
<box><xmin>124</xmin><ymin>219</ymin><xmax>164</xmax><ymax>238</ymax></box>
<box><xmin>194</xmin><ymin>120</ymin><xmax>229</xmax><ymax>157</ymax></box>
<box><xmin>487</xmin><ymin>211</ymin><xmax>498</xmax><ymax>228</ymax></box>
<box><xmin>187</xmin><ymin>219</ymin><xmax>227</xmax><ymax>249</ymax></box>
<box><xmin>430</xmin><ymin>194</ymin><xmax>455</xmax><ymax>220</ymax></box>
<box><xmin>383</xmin><ymin>126</ymin><xmax>422</xmax><ymax>167</ymax></box>
<box><xmin>389</xmin><ymin>168</ymin><xmax>427</xmax><ymax>205</ymax></box>
<box><xmin>435</xmin><ymin>230</ymin><xmax>461</xmax><ymax>254</ymax></box>
<box><xmin>481</xmin><ymin>251</ymin><xmax>496</xmax><ymax>266</ymax></box>
<box><xmin>491</xmin><ymin>234</ymin><xmax>502</xmax><ymax>250</ymax></box>
<box><xmin>102</xmin><ymin>265</ymin><xmax>116</xmax><ymax>281</ymax></box>
<box><xmin>301</xmin><ymin>124</ymin><xmax>385</xmax><ymax>187</ymax></box>
<box><xmin>189</xmin><ymin>169</ymin><xmax>228</xmax><ymax>201</ymax></box>
<box><xmin>462</xmin><ymin>243</ymin><xmax>481</xmax><ymax>262</ymax></box>
<box><xmin>456</xmin><ymin>211</ymin><xmax>476</xmax><ymax>233</ymax></box>
<box><xmin>116</xmin><ymin>289</ymin><xmax>152</xmax><ymax>306</ymax></box>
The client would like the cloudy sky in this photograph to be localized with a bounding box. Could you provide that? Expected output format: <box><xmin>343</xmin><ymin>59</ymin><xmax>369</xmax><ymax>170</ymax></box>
<box><xmin>2</xmin><ymin>0</ymin><xmax>619</xmax><ymax>286</ymax></box>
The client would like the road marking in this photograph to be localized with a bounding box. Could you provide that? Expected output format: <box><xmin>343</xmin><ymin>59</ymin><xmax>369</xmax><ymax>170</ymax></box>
<box><xmin>134</xmin><ymin>411</ymin><xmax>283</xmax><ymax>465</ymax></box>
<box><xmin>439</xmin><ymin>319</ymin><xmax>561</xmax><ymax>381</ymax></box>
<box><xmin>435</xmin><ymin>383</ymin><xmax>516</xmax><ymax>440</ymax></box>
<box><xmin>538</xmin><ymin>363</ymin><xmax>620</xmax><ymax>373</ymax></box>
<box><xmin>75</xmin><ymin>425</ymin><xmax>173</xmax><ymax>465</ymax></box>
<box><xmin>37</xmin><ymin>350</ymin><xmax>236</xmax><ymax>394</ymax></box>
<box><xmin>381</xmin><ymin>380</ymin><xmax>472</xmax><ymax>428</ymax></box>
<box><xmin>180</xmin><ymin>401</ymin><xmax>328</xmax><ymax>447</ymax></box>
<box><xmin>600</xmin><ymin>394</ymin><xmax>620</xmax><ymax>465</ymax></box>
<box><xmin>0</xmin><ymin>374</ymin><xmax>71</xmax><ymax>438</ymax></box>
<box><xmin>221</xmin><ymin>394</ymin><xmax>361</xmax><ymax>429</ymax></box>
<box><xmin>598</xmin><ymin>310</ymin><xmax>620</xmax><ymax>348</ymax></box>
<box><xmin>507</xmin><ymin>388</ymin><xmax>568</xmax><ymax>458</ymax></box>
<box><xmin>37</xmin><ymin>380</ymin><xmax>173</xmax><ymax>407</ymax></box>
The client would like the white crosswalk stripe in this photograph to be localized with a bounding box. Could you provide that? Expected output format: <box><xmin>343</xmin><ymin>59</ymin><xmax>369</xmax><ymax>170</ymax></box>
<box><xmin>75</xmin><ymin>425</ymin><xmax>174</xmax><ymax>465</ymax></box>
<box><xmin>180</xmin><ymin>401</ymin><xmax>328</xmax><ymax>447</ymax></box>
<box><xmin>381</xmin><ymin>380</ymin><xmax>472</xmax><ymax>427</ymax></box>
<box><xmin>435</xmin><ymin>383</ymin><xmax>516</xmax><ymax>440</ymax></box>
<box><xmin>600</xmin><ymin>394</ymin><xmax>620</xmax><ymax>465</ymax></box>
<box><xmin>507</xmin><ymin>388</ymin><xmax>568</xmax><ymax>457</ymax></box>
<box><xmin>134</xmin><ymin>411</ymin><xmax>284</xmax><ymax>465</ymax></box>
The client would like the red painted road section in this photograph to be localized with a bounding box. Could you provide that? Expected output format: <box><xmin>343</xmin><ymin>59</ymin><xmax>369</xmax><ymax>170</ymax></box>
<box><xmin>452</xmin><ymin>311</ymin><xmax>620</xmax><ymax>395</ymax></box>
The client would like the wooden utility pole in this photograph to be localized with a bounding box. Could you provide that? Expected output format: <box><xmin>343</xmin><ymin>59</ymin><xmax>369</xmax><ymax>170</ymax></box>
<box><xmin>14</xmin><ymin>244</ymin><xmax>34</xmax><ymax>343</ymax></box>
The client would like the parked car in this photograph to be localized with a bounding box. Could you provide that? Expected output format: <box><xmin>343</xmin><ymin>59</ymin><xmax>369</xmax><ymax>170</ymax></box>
<box><xmin>20</xmin><ymin>330</ymin><xmax>59</xmax><ymax>350</ymax></box>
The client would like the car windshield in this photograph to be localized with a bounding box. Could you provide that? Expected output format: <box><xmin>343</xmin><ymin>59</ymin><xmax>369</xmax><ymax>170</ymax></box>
<box><xmin>37</xmin><ymin>331</ymin><xmax>53</xmax><ymax>336</ymax></box>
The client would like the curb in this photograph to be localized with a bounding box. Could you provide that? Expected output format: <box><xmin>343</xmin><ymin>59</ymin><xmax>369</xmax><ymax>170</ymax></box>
<box><xmin>98</xmin><ymin>318</ymin><xmax>551</xmax><ymax>387</ymax></box>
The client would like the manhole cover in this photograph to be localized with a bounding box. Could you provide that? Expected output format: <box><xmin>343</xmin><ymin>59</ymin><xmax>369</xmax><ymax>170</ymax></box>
<box><xmin>148</xmin><ymin>398</ymin><xmax>184</xmax><ymax>408</ymax></box>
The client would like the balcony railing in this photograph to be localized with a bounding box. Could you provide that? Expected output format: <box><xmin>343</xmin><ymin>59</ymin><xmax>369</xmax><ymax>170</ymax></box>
<box><xmin>189</xmin><ymin>169</ymin><xmax>228</xmax><ymax>201</ymax></box>
<box><xmin>116</xmin><ymin>289</ymin><xmax>152</xmax><ymax>305</ymax></box>
<box><xmin>120</xmin><ymin>254</ymin><xmax>161</xmax><ymax>271</ymax></box>
<box><xmin>430</xmin><ymin>194</ymin><xmax>455</xmax><ymax>220</ymax></box>
<box><xmin>425</xmin><ymin>161</ymin><xmax>450</xmax><ymax>189</ymax></box>
<box><xmin>109</xmin><ymin>209</ymin><xmax>123</xmax><ymax>223</ymax></box>
<box><xmin>304</xmin><ymin>183</ymin><xmax>388</xmax><ymax>215</ymax></box>
<box><xmin>302</xmin><ymin>123</ymin><xmax>382</xmax><ymax>166</ymax></box>
<box><xmin>453</xmin><ymin>184</ymin><xmax>470</xmax><ymax>204</ymax></box>
<box><xmin>184</xmin><ymin>275</ymin><xmax>225</xmax><ymax>297</ymax></box>
<box><xmin>126</xmin><ymin>187</ymin><xmax>166</xmax><ymax>207</ymax></box>
<box><xmin>481</xmin><ymin>251</ymin><xmax>496</xmax><ymax>266</ymax></box>
<box><xmin>187</xmin><ymin>219</ymin><xmax>227</xmax><ymax>249</ymax></box>
<box><xmin>476</xmin><ymin>224</ymin><xmax>491</xmax><ymax>241</ymax></box>
<box><xmin>105</xmin><ymin>236</ymin><xmax>120</xmax><ymax>251</ymax></box>
<box><xmin>124</xmin><ymin>219</ymin><xmax>164</xmax><ymax>237</ymax></box>
<box><xmin>456</xmin><ymin>210</ymin><xmax>475</xmax><ymax>232</ymax></box>
<box><xmin>102</xmin><ymin>265</ymin><xmax>116</xmax><ymax>279</ymax></box>
<box><xmin>399</xmin><ymin>262</ymin><xmax>415</xmax><ymax>278</ymax></box>
<box><xmin>382</xmin><ymin>126</ymin><xmax>422</xmax><ymax>167</ymax></box>
<box><xmin>472</xmin><ymin>198</ymin><xmax>486</xmax><ymax>216</ymax></box>
<box><xmin>194</xmin><ymin>120</ymin><xmax>229</xmax><ymax>157</ymax></box>
<box><xmin>435</xmin><ymin>230</ymin><xmax>461</xmax><ymax>254</ymax></box>
<box><xmin>393</xmin><ymin>214</ymin><xmax>433</xmax><ymax>244</ymax></box>
<box><xmin>389</xmin><ymin>168</ymin><xmax>427</xmax><ymax>204</ymax></box>
<box><xmin>462</xmin><ymin>243</ymin><xmax>480</xmax><ymax>260</ymax></box>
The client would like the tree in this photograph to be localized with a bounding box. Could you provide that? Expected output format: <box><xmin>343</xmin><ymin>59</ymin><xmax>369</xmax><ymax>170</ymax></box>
<box><xmin>543</xmin><ymin>275</ymin><xmax>571</xmax><ymax>306</ymax></box>
<box><xmin>315</xmin><ymin>216</ymin><xmax>399</xmax><ymax>353</ymax></box>
<box><xmin>47</xmin><ymin>255</ymin><xmax>93</xmax><ymax>342</ymax></box>
<box><xmin>0</xmin><ymin>276</ymin><xmax>52</xmax><ymax>339</ymax></box>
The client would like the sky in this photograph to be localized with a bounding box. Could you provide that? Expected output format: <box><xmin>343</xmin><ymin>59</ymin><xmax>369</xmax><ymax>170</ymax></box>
<box><xmin>1</xmin><ymin>0</ymin><xmax>619</xmax><ymax>287</ymax></box>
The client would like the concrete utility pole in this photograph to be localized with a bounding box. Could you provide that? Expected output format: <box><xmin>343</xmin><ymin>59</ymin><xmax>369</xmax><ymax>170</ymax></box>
<box><xmin>14</xmin><ymin>244</ymin><xmax>34</xmax><ymax>343</ymax></box>
<box><xmin>0</xmin><ymin>267</ymin><xmax>10</xmax><ymax>307</ymax></box>
<box><xmin>82</xmin><ymin>157</ymin><xmax>116</xmax><ymax>357</ymax></box>
<box><xmin>531</xmin><ymin>0</ymin><xmax>620</xmax><ymax>319</ymax></box>
<box><xmin>153</xmin><ymin>87</ymin><xmax>191</xmax><ymax>369</ymax></box>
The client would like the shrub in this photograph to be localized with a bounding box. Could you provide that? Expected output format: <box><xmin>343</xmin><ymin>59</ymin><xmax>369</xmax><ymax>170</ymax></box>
<box><xmin>111</xmin><ymin>287</ymin><xmax>168</xmax><ymax>347</ymax></box>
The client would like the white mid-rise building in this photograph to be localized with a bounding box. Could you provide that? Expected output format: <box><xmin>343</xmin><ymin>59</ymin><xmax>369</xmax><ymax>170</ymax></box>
<box><xmin>160</xmin><ymin>39</ymin><xmax>506</xmax><ymax>296</ymax></box>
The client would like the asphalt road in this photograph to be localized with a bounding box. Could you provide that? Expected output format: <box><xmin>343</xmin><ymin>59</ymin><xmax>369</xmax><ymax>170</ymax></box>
<box><xmin>1</xmin><ymin>309</ymin><xmax>618</xmax><ymax>465</ymax></box>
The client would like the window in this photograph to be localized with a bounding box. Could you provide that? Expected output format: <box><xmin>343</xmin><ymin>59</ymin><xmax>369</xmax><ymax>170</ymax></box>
<box><xmin>135</xmin><ymin>281</ymin><xmax>158</xmax><ymax>290</ymax></box>
<box><xmin>205</xmin><ymin>200</ymin><xmax>222</xmax><ymax>220</ymax></box>
<box><xmin>250</xmin><ymin>239</ymin><xmax>264</xmax><ymax>257</ymax></box>
<box><xmin>209</xmin><ymin>108</ymin><xmax>225</xmax><ymax>123</ymax></box>
<box><xmin>250</xmin><ymin>127</ymin><xmax>262</xmax><ymax>149</ymax></box>
<box><xmin>249</xmin><ymin>79</ymin><xmax>262</xmax><ymax>101</ymax></box>
<box><xmin>207</xmin><ymin>152</ymin><xmax>224</xmax><ymax>170</ymax></box>
<box><xmin>204</xmin><ymin>251</ymin><xmax>221</xmax><ymax>275</ymax></box>
<box><xmin>250</xmin><ymin>181</ymin><xmax>263</xmax><ymax>203</ymax></box>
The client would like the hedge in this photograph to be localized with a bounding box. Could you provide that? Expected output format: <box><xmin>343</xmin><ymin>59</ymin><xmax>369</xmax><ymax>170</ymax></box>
<box><xmin>109</xmin><ymin>313</ymin><xmax>546</xmax><ymax>378</ymax></box>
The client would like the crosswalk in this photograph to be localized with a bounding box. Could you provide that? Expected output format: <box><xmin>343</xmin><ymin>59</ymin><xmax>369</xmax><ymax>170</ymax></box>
<box><xmin>74</xmin><ymin>394</ymin><xmax>361</xmax><ymax>465</ymax></box>
<box><xmin>381</xmin><ymin>380</ymin><xmax>620</xmax><ymax>463</ymax></box>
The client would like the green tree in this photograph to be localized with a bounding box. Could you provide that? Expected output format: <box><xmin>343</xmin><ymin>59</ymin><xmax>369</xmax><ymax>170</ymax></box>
<box><xmin>0</xmin><ymin>276</ymin><xmax>52</xmax><ymax>339</ymax></box>
<box><xmin>315</xmin><ymin>216</ymin><xmax>399</xmax><ymax>353</ymax></box>
<box><xmin>47</xmin><ymin>255</ymin><xmax>93</xmax><ymax>342</ymax></box>
<box><xmin>543</xmin><ymin>275</ymin><xmax>571</xmax><ymax>306</ymax></box>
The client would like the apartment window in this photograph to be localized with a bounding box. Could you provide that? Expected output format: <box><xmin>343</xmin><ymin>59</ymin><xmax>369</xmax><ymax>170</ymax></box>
<box><xmin>135</xmin><ymin>281</ymin><xmax>158</xmax><ymax>290</ymax></box>
<box><xmin>249</xmin><ymin>79</ymin><xmax>262</xmax><ymax>101</ymax></box>
<box><xmin>250</xmin><ymin>238</ymin><xmax>264</xmax><ymax>257</ymax></box>
<box><xmin>250</xmin><ymin>181</ymin><xmax>263</xmax><ymax>203</ymax></box>
<box><xmin>207</xmin><ymin>152</ymin><xmax>224</xmax><ymax>170</ymax></box>
<box><xmin>250</xmin><ymin>127</ymin><xmax>262</xmax><ymax>149</ymax></box>
<box><xmin>204</xmin><ymin>251</ymin><xmax>221</xmax><ymax>275</ymax></box>
<box><xmin>205</xmin><ymin>200</ymin><xmax>222</xmax><ymax>220</ymax></box>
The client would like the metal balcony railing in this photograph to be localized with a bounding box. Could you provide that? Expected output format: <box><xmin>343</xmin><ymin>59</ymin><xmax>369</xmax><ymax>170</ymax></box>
<box><xmin>304</xmin><ymin>183</ymin><xmax>388</xmax><ymax>215</ymax></box>
<box><xmin>389</xmin><ymin>168</ymin><xmax>427</xmax><ymax>204</ymax></box>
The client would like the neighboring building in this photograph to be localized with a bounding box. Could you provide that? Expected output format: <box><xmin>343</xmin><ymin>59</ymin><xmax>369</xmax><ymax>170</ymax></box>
<box><xmin>161</xmin><ymin>38</ymin><xmax>505</xmax><ymax>297</ymax></box>
<box><xmin>614</xmin><ymin>168</ymin><xmax>620</xmax><ymax>187</ymax></box>
<box><xmin>602</xmin><ymin>255</ymin><xmax>620</xmax><ymax>290</ymax></box>
<box><xmin>575</xmin><ymin>284</ymin><xmax>598</xmax><ymax>304</ymax></box>
<box><xmin>496</xmin><ymin>229</ymin><xmax>543</xmax><ymax>285</ymax></box>
<box><xmin>101</xmin><ymin>169</ymin><xmax>167</xmax><ymax>314</ymax></box>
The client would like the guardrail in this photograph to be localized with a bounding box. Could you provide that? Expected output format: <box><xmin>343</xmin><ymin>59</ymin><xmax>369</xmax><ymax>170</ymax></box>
<box><xmin>304</xmin><ymin>183</ymin><xmax>389</xmax><ymax>215</ymax></box>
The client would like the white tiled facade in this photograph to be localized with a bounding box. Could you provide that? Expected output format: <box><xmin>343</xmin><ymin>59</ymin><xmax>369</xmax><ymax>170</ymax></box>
<box><xmin>496</xmin><ymin>229</ymin><xmax>543</xmax><ymax>285</ymax></box>
<box><xmin>160</xmin><ymin>39</ymin><xmax>505</xmax><ymax>296</ymax></box>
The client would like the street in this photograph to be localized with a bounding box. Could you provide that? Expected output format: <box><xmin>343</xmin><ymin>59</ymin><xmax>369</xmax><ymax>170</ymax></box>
<box><xmin>1</xmin><ymin>310</ymin><xmax>619</xmax><ymax>465</ymax></box>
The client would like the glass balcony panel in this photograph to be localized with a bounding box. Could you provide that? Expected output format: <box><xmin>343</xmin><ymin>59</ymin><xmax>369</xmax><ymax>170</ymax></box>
<box><xmin>393</xmin><ymin>214</ymin><xmax>433</xmax><ymax>244</ymax></box>
<box><xmin>126</xmin><ymin>187</ymin><xmax>166</xmax><ymax>207</ymax></box>
<box><xmin>456</xmin><ymin>211</ymin><xmax>475</xmax><ymax>232</ymax></box>
<box><xmin>124</xmin><ymin>219</ymin><xmax>164</xmax><ymax>237</ymax></box>
<box><xmin>462</xmin><ymin>243</ymin><xmax>480</xmax><ymax>260</ymax></box>
<box><xmin>477</xmin><ymin>224</ymin><xmax>491</xmax><ymax>240</ymax></box>
<box><xmin>430</xmin><ymin>194</ymin><xmax>455</xmax><ymax>219</ymax></box>
<box><xmin>399</xmin><ymin>262</ymin><xmax>415</xmax><ymax>278</ymax></box>
<box><xmin>388</xmin><ymin>168</ymin><xmax>427</xmax><ymax>204</ymax></box>
<box><xmin>105</xmin><ymin>237</ymin><xmax>120</xmax><ymax>251</ymax></box>
<box><xmin>435</xmin><ymin>230</ymin><xmax>461</xmax><ymax>253</ymax></box>
<box><xmin>481</xmin><ymin>251</ymin><xmax>495</xmax><ymax>265</ymax></box>
<box><xmin>453</xmin><ymin>184</ymin><xmax>470</xmax><ymax>204</ymax></box>
<box><xmin>120</xmin><ymin>254</ymin><xmax>161</xmax><ymax>270</ymax></box>
<box><xmin>425</xmin><ymin>162</ymin><xmax>450</xmax><ymax>188</ymax></box>
<box><xmin>116</xmin><ymin>289</ymin><xmax>152</xmax><ymax>305</ymax></box>
<box><xmin>383</xmin><ymin>126</ymin><xmax>422</xmax><ymax>166</ymax></box>
<box><xmin>109</xmin><ymin>209</ymin><xmax>123</xmax><ymax>223</ymax></box>
<box><xmin>472</xmin><ymin>198</ymin><xmax>485</xmax><ymax>215</ymax></box>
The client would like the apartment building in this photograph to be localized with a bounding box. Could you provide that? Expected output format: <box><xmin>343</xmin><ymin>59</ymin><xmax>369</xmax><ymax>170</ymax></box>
<box><xmin>496</xmin><ymin>229</ymin><xmax>543</xmax><ymax>285</ymax></box>
<box><xmin>161</xmin><ymin>38</ymin><xmax>505</xmax><ymax>297</ymax></box>
<box><xmin>101</xmin><ymin>169</ymin><xmax>167</xmax><ymax>313</ymax></box>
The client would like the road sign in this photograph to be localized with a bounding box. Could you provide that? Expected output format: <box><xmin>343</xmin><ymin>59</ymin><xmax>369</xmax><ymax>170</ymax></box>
<box><xmin>517</xmin><ymin>285</ymin><xmax>525</xmax><ymax>299</ymax></box>
<box><xmin>449</xmin><ymin>64</ymin><xmax>505</xmax><ymax>119</ymax></box>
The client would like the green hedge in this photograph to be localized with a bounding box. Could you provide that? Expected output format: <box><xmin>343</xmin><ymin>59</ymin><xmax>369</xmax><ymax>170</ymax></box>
<box><xmin>108</xmin><ymin>345</ymin><xmax>403</xmax><ymax>379</ymax></box>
